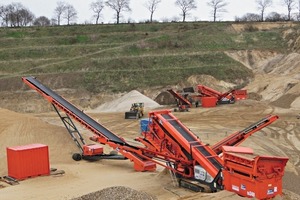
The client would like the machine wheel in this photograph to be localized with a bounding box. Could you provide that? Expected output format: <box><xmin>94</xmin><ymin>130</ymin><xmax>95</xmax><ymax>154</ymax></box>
<box><xmin>72</xmin><ymin>153</ymin><xmax>82</xmax><ymax>161</ymax></box>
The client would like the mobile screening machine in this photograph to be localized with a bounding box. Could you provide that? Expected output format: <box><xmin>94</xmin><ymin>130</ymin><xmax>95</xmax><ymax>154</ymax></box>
<box><xmin>167</xmin><ymin>89</ymin><xmax>192</xmax><ymax>112</ymax></box>
<box><xmin>22</xmin><ymin>76</ymin><xmax>288</xmax><ymax>199</ymax></box>
<box><xmin>197</xmin><ymin>84</ymin><xmax>236</xmax><ymax>104</ymax></box>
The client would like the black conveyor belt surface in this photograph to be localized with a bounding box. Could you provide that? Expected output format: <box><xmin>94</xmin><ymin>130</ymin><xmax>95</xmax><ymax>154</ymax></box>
<box><xmin>161</xmin><ymin>114</ymin><xmax>222</xmax><ymax>170</ymax></box>
<box><xmin>24</xmin><ymin>76</ymin><xmax>126</xmax><ymax>145</ymax></box>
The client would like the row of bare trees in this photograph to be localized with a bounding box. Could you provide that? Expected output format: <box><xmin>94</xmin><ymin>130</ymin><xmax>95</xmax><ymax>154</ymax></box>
<box><xmin>91</xmin><ymin>0</ymin><xmax>300</xmax><ymax>24</ymax></box>
<box><xmin>0</xmin><ymin>1</ymin><xmax>76</xmax><ymax>27</ymax></box>
<box><xmin>0</xmin><ymin>2</ymin><xmax>34</xmax><ymax>27</ymax></box>
<box><xmin>93</xmin><ymin>0</ymin><xmax>300</xmax><ymax>23</ymax></box>
<box><xmin>0</xmin><ymin>0</ymin><xmax>300</xmax><ymax>27</ymax></box>
<box><xmin>237</xmin><ymin>0</ymin><xmax>300</xmax><ymax>22</ymax></box>
<box><xmin>101</xmin><ymin>0</ymin><xmax>227</xmax><ymax>23</ymax></box>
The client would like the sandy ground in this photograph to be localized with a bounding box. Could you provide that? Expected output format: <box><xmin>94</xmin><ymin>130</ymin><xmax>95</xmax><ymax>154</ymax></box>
<box><xmin>0</xmin><ymin>99</ymin><xmax>299</xmax><ymax>199</ymax></box>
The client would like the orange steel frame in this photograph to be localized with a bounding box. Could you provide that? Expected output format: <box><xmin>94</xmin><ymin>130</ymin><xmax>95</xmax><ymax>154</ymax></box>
<box><xmin>197</xmin><ymin>84</ymin><xmax>235</xmax><ymax>101</ymax></box>
<box><xmin>222</xmin><ymin>148</ymin><xmax>288</xmax><ymax>199</ymax></box>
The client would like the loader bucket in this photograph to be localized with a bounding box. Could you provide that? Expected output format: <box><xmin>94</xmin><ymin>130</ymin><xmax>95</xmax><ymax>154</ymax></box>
<box><xmin>125</xmin><ymin>112</ymin><xmax>138</xmax><ymax>119</ymax></box>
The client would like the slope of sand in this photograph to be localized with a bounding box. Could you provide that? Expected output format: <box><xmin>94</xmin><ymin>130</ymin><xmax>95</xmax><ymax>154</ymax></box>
<box><xmin>227</xmin><ymin>51</ymin><xmax>300</xmax><ymax>109</ymax></box>
<box><xmin>0</xmin><ymin>108</ymin><xmax>78</xmax><ymax>175</ymax></box>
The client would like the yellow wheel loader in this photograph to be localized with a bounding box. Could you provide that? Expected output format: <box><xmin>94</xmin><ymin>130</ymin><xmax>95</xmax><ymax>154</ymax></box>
<box><xmin>125</xmin><ymin>103</ymin><xmax>144</xmax><ymax>119</ymax></box>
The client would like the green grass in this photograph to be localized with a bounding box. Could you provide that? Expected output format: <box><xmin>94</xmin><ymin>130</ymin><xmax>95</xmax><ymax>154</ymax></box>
<box><xmin>0</xmin><ymin>21</ymin><xmax>295</xmax><ymax>93</ymax></box>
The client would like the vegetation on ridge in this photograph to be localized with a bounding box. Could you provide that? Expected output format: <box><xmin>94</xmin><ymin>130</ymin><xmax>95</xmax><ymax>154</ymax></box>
<box><xmin>0</xmin><ymin>22</ymin><xmax>291</xmax><ymax>93</ymax></box>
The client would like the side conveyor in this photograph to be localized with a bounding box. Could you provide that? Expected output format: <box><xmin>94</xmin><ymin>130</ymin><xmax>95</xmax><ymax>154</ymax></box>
<box><xmin>212</xmin><ymin>115</ymin><xmax>279</xmax><ymax>155</ymax></box>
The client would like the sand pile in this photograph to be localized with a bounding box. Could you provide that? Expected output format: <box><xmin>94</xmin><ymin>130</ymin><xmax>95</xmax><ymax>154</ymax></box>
<box><xmin>0</xmin><ymin>108</ymin><xmax>77</xmax><ymax>175</ymax></box>
<box><xmin>89</xmin><ymin>90</ymin><xmax>161</xmax><ymax>113</ymax></box>
<box><xmin>72</xmin><ymin>186</ymin><xmax>157</xmax><ymax>200</ymax></box>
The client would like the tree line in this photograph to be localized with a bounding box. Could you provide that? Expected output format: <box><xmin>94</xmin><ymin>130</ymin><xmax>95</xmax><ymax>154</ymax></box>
<box><xmin>0</xmin><ymin>0</ymin><xmax>299</xmax><ymax>27</ymax></box>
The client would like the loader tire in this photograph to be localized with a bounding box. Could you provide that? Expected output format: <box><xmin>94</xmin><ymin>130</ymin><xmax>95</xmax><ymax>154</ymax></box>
<box><xmin>72</xmin><ymin>153</ymin><xmax>82</xmax><ymax>161</ymax></box>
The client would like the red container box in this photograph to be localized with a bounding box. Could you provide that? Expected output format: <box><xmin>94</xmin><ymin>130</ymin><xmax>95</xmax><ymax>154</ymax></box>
<box><xmin>233</xmin><ymin>90</ymin><xmax>247</xmax><ymax>100</ymax></box>
<box><xmin>6</xmin><ymin>143</ymin><xmax>50</xmax><ymax>180</ymax></box>
<box><xmin>201</xmin><ymin>97</ymin><xmax>217</xmax><ymax>107</ymax></box>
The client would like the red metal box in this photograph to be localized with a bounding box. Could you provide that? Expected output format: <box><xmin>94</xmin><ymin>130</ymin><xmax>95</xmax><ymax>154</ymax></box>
<box><xmin>233</xmin><ymin>90</ymin><xmax>247</xmax><ymax>100</ymax></box>
<box><xmin>222</xmin><ymin>151</ymin><xmax>288</xmax><ymax>199</ymax></box>
<box><xmin>201</xmin><ymin>97</ymin><xmax>217</xmax><ymax>107</ymax></box>
<box><xmin>6</xmin><ymin>143</ymin><xmax>50</xmax><ymax>180</ymax></box>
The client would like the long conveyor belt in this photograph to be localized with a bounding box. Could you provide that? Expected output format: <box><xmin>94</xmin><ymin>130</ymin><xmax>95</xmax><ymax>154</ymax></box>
<box><xmin>22</xmin><ymin>76</ymin><xmax>127</xmax><ymax>145</ymax></box>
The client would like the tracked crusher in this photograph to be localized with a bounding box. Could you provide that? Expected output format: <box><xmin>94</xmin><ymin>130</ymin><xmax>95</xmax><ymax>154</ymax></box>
<box><xmin>22</xmin><ymin>76</ymin><xmax>288</xmax><ymax>199</ymax></box>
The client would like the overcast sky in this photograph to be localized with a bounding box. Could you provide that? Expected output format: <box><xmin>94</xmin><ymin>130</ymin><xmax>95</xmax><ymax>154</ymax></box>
<box><xmin>0</xmin><ymin>0</ymin><xmax>290</xmax><ymax>24</ymax></box>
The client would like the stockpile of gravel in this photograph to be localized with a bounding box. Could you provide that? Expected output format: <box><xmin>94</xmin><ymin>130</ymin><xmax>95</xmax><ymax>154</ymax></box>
<box><xmin>72</xmin><ymin>186</ymin><xmax>157</xmax><ymax>200</ymax></box>
<box><xmin>90</xmin><ymin>90</ymin><xmax>161</xmax><ymax>112</ymax></box>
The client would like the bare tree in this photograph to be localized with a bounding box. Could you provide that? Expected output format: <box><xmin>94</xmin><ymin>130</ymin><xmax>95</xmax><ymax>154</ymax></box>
<box><xmin>0</xmin><ymin>5</ymin><xmax>9</xmax><ymax>26</ymax></box>
<box><xmin>19</xmin><ymin>8</ymin><xmax>35</xmax><ymax>26</ymax></box>
<box><xmin>265</xmin><ymin>12</ymin><xmax>286</xmax><ymax>21</ymax></box>
<box><xmin>256</xmin><ymin>0</ymin><xmax>272</xmax><ymax>21</ymax></box>
<box><xmin>51</xmin><ymin>18</ymin><xmax>58</xmax><ymax>25</ymax></box>
<box><xmin>282</xmin><ymin>0</ymin><xmax>296</xmax><ymax>20</ymax></box>
<box><xmin>54</xmin><ymin>1</ymin><xmax>67</xmax><ymax>25</ymax></box>
<box><xmin>235</xmin><ymin>13</ymin><xmax>261</xmax><ymax>22</ymax></box>
<box><xmin>105</xmin><ymin>0</ymin><xmax>131</xmax><ymax>24</ymax></box>
<box><xmin>33</xmin><ymin>16</ymin><xmax>51</xmax><ymax>26</ymax></box>
<box><xmin>207</xmin><ymin>0</ymin><xmax>228</xmax><ymax>22</ymax></box>
<box><xmin>1</xmin><ymin>3</ymin><xmax>34</xmax><ymax>27</ymax></box>
<box><xmin>64</xmin><ymin>4</ymin><xmax>77</xmax><ymax>25</ymax></box>
<box><xmin>7</xmin><ymin>3</ymin><xmax>23</xmax><ymax>27</ymax></box>
<box><xmin>144</xmin><ymin>0</ymin><xmax>161</xmax><ymax>22</ymax></box>
<box><xmin>175</xmin><ymin>0</ymin><xmax>197</xmax><ymax>22</ymax></box>
<box><xmin>90</xmin><ymin>0</ymin><xmax>105</xmax><ymax>24</ymax></box>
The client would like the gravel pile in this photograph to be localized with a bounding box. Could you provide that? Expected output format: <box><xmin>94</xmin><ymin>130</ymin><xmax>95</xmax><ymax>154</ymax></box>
<box><xmin>72</xmin><ymin>186</ymin><xmax>157</xmax><ymax>200</ymax></box>
<box><xmin>90</xmin><ymin>90</ymin><xmax>161</xmax><ymax>113</ymax></box>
